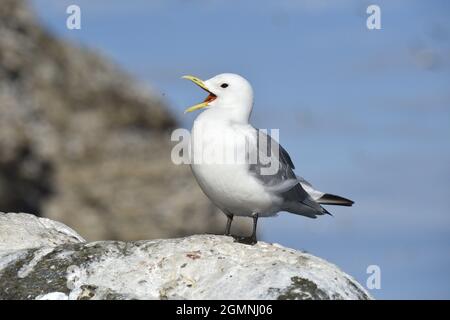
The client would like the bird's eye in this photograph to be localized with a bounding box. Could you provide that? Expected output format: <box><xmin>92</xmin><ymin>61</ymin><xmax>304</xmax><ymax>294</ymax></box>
<box><xmin>220</xmin><ymin>83</ymin><xmax>229</xmax><ymax>88</ymax></box>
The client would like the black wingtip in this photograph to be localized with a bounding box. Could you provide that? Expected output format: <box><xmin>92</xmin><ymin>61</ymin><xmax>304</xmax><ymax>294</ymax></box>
<box><xmin>323</xmin><ymin>207</ymin><xmax>333</xmax><ymax>216</ymax></box>
<box><xmin>318</xmin><ymin>193</ymin><xmax>354</xmax><ymax>207</ymax></box>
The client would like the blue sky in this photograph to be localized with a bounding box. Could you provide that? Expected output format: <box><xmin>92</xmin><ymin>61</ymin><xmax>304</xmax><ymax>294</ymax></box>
<box><xmin>31</xmin><ymin>0</ymin><xmax>450</xmax><ymax>299</ymax></box>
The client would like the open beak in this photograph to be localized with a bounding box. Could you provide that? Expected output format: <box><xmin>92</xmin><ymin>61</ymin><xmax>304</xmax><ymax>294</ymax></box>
<box><xmin>182</xmin><ymin>75</ymin><xmax>217</xmax><ymax>113</ymax></box>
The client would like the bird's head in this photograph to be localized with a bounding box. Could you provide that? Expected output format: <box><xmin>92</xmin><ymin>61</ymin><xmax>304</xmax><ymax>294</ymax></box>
<box><xmin>182</xmin><ymin>73</ymin><xmax>254</xmax><ymax>118</ymax></box>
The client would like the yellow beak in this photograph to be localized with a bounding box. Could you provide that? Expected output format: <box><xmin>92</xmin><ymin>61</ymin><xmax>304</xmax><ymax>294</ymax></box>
<box><xmin>182</xmin><ymin>75</ymin><xmax>216</xmax><ymax>113</ymax></box>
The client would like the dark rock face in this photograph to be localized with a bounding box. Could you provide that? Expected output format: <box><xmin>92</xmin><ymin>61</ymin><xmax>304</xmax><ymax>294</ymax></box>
<box><xmin>0</xmin><ymin>145</ymin><xmax>53</xmax><ymax>215</ymax></box>
<box><xmin>0</xmin><ymin>0</ymin><xmax>248</xmax><ymax>240</ymax></box>
<box><xmin>0</xmin><ymin>213</ymin><xmax>372</xmax><ymax>300</ymax></box>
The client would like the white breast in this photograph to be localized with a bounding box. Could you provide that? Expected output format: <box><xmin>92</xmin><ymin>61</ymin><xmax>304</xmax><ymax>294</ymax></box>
<box><xmin>189</xmin><ymin>111</ymin><xmax>281</xmax><ymax>217</ymax></box>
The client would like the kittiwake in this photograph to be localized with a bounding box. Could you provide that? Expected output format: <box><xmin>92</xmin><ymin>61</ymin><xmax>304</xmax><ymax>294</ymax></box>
<box><xmin>183</xmin><ymin>73</ymin><xmax>353</xmax><ymax>244</ymax></box>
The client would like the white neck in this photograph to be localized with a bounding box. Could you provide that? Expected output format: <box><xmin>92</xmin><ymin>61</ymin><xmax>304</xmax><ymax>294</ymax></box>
<box><xmin>205</xmin><ymin>100</ymin><xmax>253</xmax><ymax>125</ymax></box>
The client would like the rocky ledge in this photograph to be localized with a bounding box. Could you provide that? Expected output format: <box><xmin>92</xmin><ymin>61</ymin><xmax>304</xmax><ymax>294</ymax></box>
<box><xmin>0</xmin><ymin>212</ymin><xmax>371</xmax><ymax>300</ymax></box>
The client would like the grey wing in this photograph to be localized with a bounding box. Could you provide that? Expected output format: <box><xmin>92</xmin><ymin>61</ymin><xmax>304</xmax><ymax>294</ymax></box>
<box><xmin>248</xmin><ymin>129</ymin><xmax>329</xmax><ymax>218</ymax></box>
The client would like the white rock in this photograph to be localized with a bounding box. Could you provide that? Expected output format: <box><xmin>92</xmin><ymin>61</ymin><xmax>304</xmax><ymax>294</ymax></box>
<box><xmin>0</xmin><ymin>212</ymin><xmax>85</xmax><ymax>253</ymax></box>
<box><xmin>0</xmin><ymin>213</ymin><xmax>371</xmax><ymax>300</ymax></box>
<box><xmin>35</xmin><ymin>292</ymin><xmax>69</xmax><ymax>300</ymax></box>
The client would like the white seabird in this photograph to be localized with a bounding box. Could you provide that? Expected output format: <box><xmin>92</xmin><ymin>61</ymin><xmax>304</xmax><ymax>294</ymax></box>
<box><xmin>183</xmin><ymin>73</ymin><xmax>353</xmax><ymax>244</ymax></box>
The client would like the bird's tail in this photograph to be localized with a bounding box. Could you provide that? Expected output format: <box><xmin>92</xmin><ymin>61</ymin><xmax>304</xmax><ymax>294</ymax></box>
<box><xmin>316</xmin><ymin>193</ymin><xmax>354</xmax><ymax>206</ymax></box>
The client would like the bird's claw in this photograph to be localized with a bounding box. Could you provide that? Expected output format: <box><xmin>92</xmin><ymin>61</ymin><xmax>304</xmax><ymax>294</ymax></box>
<box><xmin>232</xmin><ymin>235</ymin><xmax>257</xmax><ymax>245</ymax></box>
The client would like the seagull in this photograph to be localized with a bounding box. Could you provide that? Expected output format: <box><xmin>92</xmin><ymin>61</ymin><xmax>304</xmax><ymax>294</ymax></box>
<box><xmin>183</xmin><ymin>73</ymin><xmax>353</xmax><ymax>244</ymax></box>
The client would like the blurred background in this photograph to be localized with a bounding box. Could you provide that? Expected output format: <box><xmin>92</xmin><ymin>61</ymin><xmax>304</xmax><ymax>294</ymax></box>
<box><xmin>0</xmin><ymin>0</ymin><xmax>449</xmax><ymax>299</ymax></box>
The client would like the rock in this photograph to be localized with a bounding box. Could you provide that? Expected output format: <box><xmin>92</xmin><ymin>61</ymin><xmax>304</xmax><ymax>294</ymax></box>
<box><xmin>0</xmin><ymin>213</ymin><xmax>371</xmax><ymax>300</ymax></box>
<box><xmin>0</xmin><ymin>212</ymin><xmax>84</xmax><ymax>253</ymax></box>
<box><xmin>0</xmin><ymin>0</ymin><xmax>249</xmax><ymax>240</ymax></box>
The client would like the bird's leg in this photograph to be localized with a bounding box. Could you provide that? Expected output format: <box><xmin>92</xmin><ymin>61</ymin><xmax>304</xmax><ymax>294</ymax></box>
<box><xmin>249</xmin><ymin>213</ymin><xmax>258</xmax><ymax>244</ymax></box>
<box><xmin>225</xmin><ymin>214</ymin><xmax>234</xmax><ymax>236</ymax></box>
